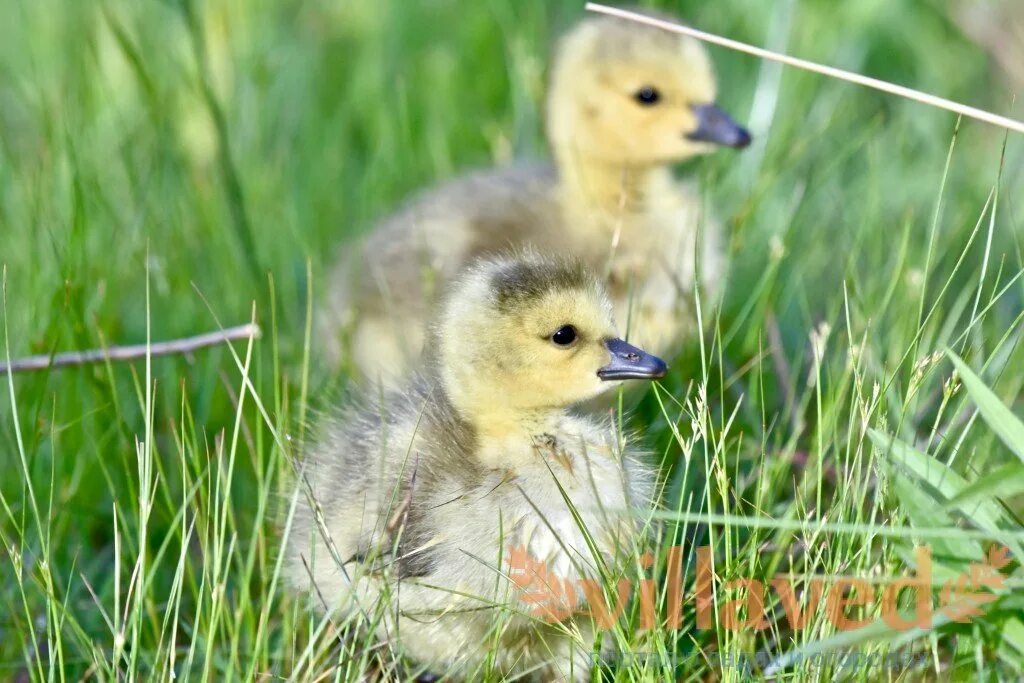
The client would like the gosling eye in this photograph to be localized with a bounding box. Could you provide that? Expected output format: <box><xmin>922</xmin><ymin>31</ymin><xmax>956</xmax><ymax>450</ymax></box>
<box><xmin>550</xmin><ymin>325</ymin><xmax>578</xmax><ymax>347</ymax></box>
<box><xmin>633</xmin><ymin>86</ymin><xmax>661</xmax><ymax>106</ymax></box>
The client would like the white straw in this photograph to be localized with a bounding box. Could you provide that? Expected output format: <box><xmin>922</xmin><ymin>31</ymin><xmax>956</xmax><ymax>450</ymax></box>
<box><xmin>0</xmin><ymin>323</ymin><xmax>261</xmax><ymax>374</ymax></box>
<box><xmin>585</xmin><ymin>3</ymin><xmax>1024</xmax><ymax>135</ymax></box>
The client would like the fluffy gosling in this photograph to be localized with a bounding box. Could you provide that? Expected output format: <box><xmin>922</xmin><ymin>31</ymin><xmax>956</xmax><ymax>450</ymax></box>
<box><xmin>321</xmin><ymin>12</ymin><xmax>750</xmax><ymax>379</ymax></box>
<box><xmin>288</xmin><ymin>254</ymin><xmax>666</xmax><ymax>680</ymax></box>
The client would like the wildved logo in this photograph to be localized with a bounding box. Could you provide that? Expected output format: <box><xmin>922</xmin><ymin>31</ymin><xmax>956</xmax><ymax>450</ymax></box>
<box><xmin>505</xmin><ymin>544</ymin><xmax>1011</xmax><ymax>631</ymax></box>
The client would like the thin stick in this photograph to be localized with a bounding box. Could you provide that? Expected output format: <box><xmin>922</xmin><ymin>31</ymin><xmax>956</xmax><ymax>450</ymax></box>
<box><xmin>585</xmin><ymin>3</ymin><xmax>1024</xmax><ymax>135</ymax></box>
<box><xmin>0</xmin><ymin>323</ymin><xmax>260</xmax><ymax>374</ymax></box>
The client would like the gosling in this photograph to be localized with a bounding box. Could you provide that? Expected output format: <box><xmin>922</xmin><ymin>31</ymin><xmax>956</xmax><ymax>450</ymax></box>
<box><xmin>288</xmin><ymin>254</ymin><xmax>666</xmax><ymax>680</ymax></box>
<box><xmin>321</xmin><ymin>12</ymin><xmax>750</xmax><ymax>380</ymax></box>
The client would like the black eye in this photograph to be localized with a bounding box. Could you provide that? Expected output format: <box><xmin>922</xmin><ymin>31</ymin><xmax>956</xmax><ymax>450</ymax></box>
<box><xmin>634</xmin><ymin>86</ymin><xmax>661</xmax><ymax>105</ymax></box>
<box><xmin>551</xmin><ymin>325</ymin><xmax>578</xmax><ymax>347</ymax></box>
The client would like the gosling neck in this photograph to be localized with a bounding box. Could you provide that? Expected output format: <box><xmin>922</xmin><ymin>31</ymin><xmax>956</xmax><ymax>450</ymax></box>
<box><xmin>440</xmin><ymin>377</ymin><xmax>565</xmax><ymax>467</ymax></box>
<box><xmin>469</xmin><ymin>403</ymin><xmax>566</xmax><ymax>470</ymax></box>
<box><xmin>555</xmin><ymin>146</ymin><xmax>674</xmax><ymax>218</ymax></box>
<box><xmin>446</xmin><ymin>381</ymin><xmax>560</xmax><ymax>438</ymax></box>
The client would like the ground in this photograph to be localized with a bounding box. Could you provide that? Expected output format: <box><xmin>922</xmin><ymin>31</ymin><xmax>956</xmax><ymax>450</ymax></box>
<box><xmin>1</xmin><ymin>0</ymin><xmax>1023</xmax><ymax>679</ymax></box>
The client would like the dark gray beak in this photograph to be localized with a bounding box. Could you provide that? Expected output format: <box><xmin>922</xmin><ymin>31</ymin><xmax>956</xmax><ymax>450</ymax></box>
<box><xmin>686</xmin><ymin>104</ymin><xmax>751</xmax><ymax>148</ymax></box>
<box><xmin>597</xmin><ymin>338</ymin><xmax>668</xmax><ymax>381</ymax></box>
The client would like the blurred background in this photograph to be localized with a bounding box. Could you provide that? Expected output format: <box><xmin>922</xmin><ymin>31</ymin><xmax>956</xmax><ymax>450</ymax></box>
<box><xmin>1</xmin><ymin>0</ymin><xmax>1023</xmax><ymax>678</ymax></box>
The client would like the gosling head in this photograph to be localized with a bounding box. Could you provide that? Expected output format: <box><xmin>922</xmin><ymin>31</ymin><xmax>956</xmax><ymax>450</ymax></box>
<box><xmin>433</xmin><ymin>255</ymin><xmax>667</xmax><ymax>419</ymax></box>
<box><xmin>547</xmin><ymin>14</ymin><xmax>751</xmax><ymax>166</ymax></box>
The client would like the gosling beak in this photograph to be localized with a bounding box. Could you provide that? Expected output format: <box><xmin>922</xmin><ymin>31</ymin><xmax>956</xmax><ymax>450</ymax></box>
<box><xmin>597</xmin><ymin>338</ymin><xmax>668</xmax><ymax>381</ymax></box>
<box><xmin>686</xmin><ymin>104</ymin><xmax>751</xmax><ymax>149</ymax></box>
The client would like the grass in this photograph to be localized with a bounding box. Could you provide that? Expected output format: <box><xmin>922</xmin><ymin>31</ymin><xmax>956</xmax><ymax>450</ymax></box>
<box><xmin>2</xmin><ymin>0</ymin><xmax>1024</xmax><ymax>679</ymax></box>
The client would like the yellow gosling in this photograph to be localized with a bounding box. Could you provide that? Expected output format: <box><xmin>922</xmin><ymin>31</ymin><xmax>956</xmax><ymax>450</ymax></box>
<box><xmin>321</xmin><ymin>12</ymin><xmax>749</xmax><ymax>380</ymax></box>
<box><xmin>289</xmin><ymin>253</ymin><xmax>665</xmax><ymax>680</ymax></box>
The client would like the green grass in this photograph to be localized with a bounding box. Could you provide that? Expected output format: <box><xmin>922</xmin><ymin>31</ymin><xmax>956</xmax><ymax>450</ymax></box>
<box><xmin>2</xmin><ymin>0</ymin><xmax>1024</xmax><ymax>679</ymax></box>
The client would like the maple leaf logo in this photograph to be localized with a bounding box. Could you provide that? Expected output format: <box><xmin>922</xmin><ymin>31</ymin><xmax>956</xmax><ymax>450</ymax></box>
<box><xmin>938</xmin><ymin>544</ymin><xmax>1010</xmax><ymax>623</ymax></box>
<box><xmin>986</xmin><ymin>545</ymin><xmax>1011</xmax><ymax>570</ymax></box>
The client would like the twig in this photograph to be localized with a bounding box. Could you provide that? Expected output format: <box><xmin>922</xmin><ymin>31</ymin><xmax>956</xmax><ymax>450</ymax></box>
<box><xmin>585</xmin><ymin>3</ymin><xmax>1024</xmax><ymax>135</ymax></box>
<box><xmin>0</xmin><ymin>323</ymin><xmax>260</xmax><ymax>374</ymax></box>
